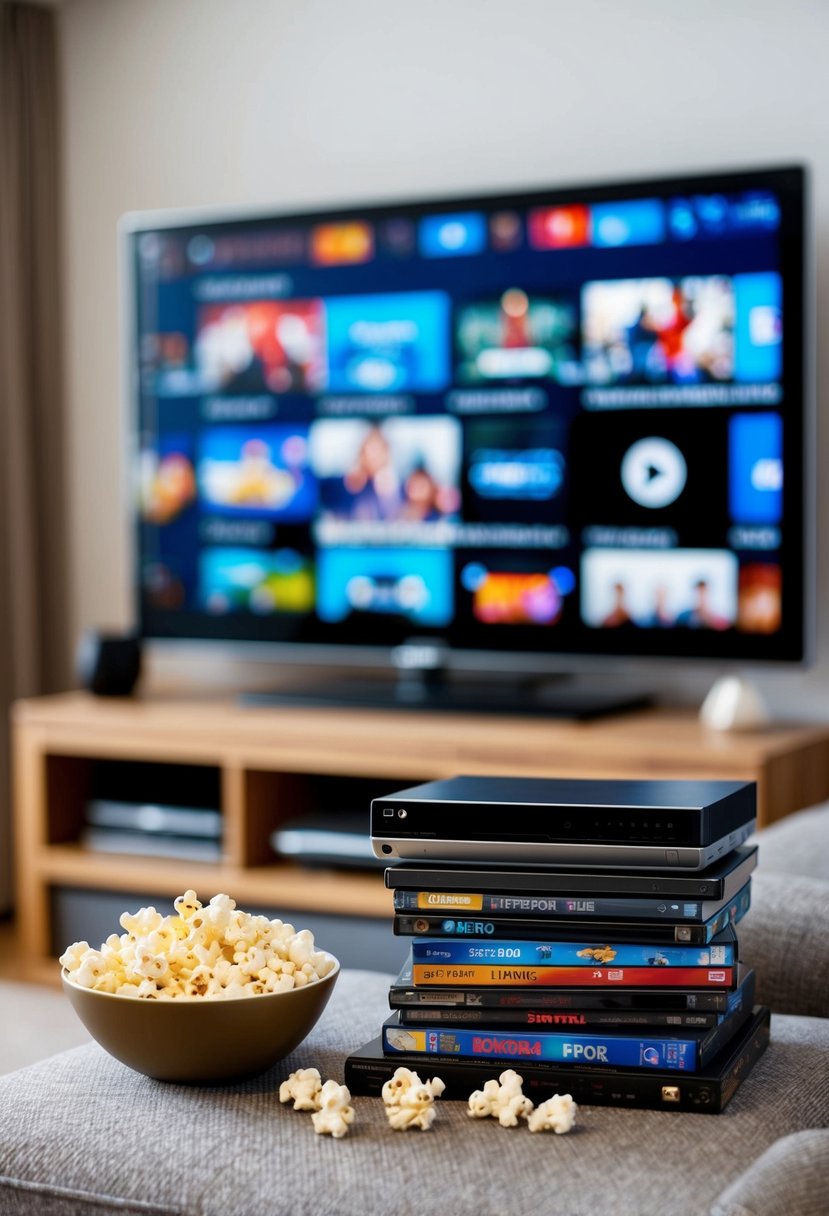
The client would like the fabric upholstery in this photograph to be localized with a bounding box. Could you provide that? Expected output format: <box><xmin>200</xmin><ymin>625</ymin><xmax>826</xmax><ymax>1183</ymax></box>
<box><xmin>710</xmin><ymin>1129</ymin><xmax>829</xmax><ymax>1216</ymax></box>
<box><xmin>749</xmin><ymin>803</ymin><xmax>829</xmax><ymax>882</ymax></box>
<box><xmin>740</xmin><ymin>871</ymin><xmax>829</xmax><ymax>1017</ymax></box>
<box><xmin>0</xmin><ymin>971</ymin><xmax>827</xmax><ymax>1216</ymax></box>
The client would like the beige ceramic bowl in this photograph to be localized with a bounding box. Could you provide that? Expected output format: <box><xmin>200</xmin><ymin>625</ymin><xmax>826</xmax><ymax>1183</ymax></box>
<box><xmin>61</xmin><ymin>957</ymin><xmax>340</xmax><ymax>1083</ymax></box>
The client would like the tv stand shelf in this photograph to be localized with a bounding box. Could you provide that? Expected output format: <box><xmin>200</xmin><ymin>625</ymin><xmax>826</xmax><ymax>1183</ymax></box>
<box><xmin>13</xmin><ymin>691</ymin><xmax>829</xmax><ymax>983</ymax></box>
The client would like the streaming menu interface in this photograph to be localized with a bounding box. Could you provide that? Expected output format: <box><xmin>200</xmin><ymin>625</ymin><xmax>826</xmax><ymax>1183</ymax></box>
<box><xmin>133</xmin><ymin>169</ymin><xmax>803</xmax><ymax>660</ymax></box>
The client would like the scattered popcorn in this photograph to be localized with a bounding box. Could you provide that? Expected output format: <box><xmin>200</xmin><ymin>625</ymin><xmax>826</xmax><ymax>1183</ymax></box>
<box><xmin>279</xmin><ymin>1068</ymin><xmax>324</xmax><ymax>1112</ymax></box>
<box><xmin>381</xmin><ymin>1067</ymin><xmax>421</xmax><ymax>1107</ymax></box>
<box><xmin>381</xmin><ymin>1067</ymin><xmax>445</xmax><ymax>1131</ymax></box>
<box><xmin>59</xmin><ymin>890</ymin><xmax>336</xmax><ymax>1000</ymax></box>
<box><xmin>311</xmin><ymin>1080</ymin><xmax>355</xmax><ymax>1138</ymax></box>
<box><xmin>527</xmin><ymin>1093</ymin><xmax>578</xmax><ymax>1135</ymax></box>
<box><xmin>467</xmin><ymin>1069</ymin><xmax>534</xmax><ymax>1128</ymax></box>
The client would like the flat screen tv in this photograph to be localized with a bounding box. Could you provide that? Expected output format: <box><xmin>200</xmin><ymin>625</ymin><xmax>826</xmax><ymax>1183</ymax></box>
<box><xmin>123</xmin><ymin>164</ymin><xmax>810</xmax><ymax>713</ymax></box>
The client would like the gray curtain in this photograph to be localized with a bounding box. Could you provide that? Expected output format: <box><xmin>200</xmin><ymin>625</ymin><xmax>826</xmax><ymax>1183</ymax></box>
<box><xmin>0</xmin><ymin>2</ymin><xmax>70</xmax><ymax>911</ymax></box>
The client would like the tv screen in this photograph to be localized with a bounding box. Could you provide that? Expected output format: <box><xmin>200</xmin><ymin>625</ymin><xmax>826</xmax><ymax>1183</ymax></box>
<box><xmin>125</xmin><ymin>165</ymin><xmax>808</xmax><ymax>672</ymax></box>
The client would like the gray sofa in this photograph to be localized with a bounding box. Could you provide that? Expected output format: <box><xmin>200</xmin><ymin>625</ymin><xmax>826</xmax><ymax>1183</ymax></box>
<box><xmin>0</xmin><ymin>805</ymin><xmax>827</xmax><ymax>1216</ymax></box>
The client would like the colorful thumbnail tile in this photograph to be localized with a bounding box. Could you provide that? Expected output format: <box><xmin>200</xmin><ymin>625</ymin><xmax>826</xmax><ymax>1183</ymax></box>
<box><xmin>419</xmin><ymin>212</ymin><xmax>487</xmax><ymax>258</ymax></box>
<box><xmin>581</xmin><ymin>548</ymin><xmax>738</xmax><ymax>631</ymax></box>
<box><xmin>729</xmin><ymin>414</ymin><xmax>782</xmax><ymax>524</ymax></box>
<box><xmin>582</xmin><ymin>276</ymin><xmax>735</xmax><ymax>386</ymax></box>
<box><xmin>200</xmin><ymin>547</ymin><xmax>314</xmax><ymax>615</ymax></box>
<box><xmin>310</xmin><ymin>416</ymin><xmax>461</xmax><ymax>523</ymax></box>
<box><xmin>734</xmin><ymin>273</ymin><xmax>782</xmax><ymax>381</ymax></box>
<box><xmin>590</xmin><ymin>198</ymin><xmax>665</xmax><ymax>247</ymax></box>
<box><xmin>317</xmin><ymin>548</ymin><xmax>452</xmax><ymax>626</ymax></box>
<box><xmin>528</xmin><ymin>205</ymin><xmax>590</xmax><ymax>249</ymax></box>
<box><xmin>310</xmin><ymin>221</ymin><xmax>374</xmax><ymax>265</ymax></box>
<box><xmin>325</xmin><ymin>291</ymin><xmax>451</xmax><ymax>393</ymax></box>
<box><xmin>140</xmin><ymin>437</ymin><xmax>196</xmax><ymax>525</ymax></box>
<box><xmin>455</xmin><ymin>289</ymin><xmax>577</xmax><ymax>383</ymax></box>
<box><xmin>198</xmin><ymin>426</ymin><xmax>316</xmax><ymax>520</ymax></box>
<box><xmin>195</xmin><ymin>299</ymin><xmax>326</xmax><ymax>394</ymax></box>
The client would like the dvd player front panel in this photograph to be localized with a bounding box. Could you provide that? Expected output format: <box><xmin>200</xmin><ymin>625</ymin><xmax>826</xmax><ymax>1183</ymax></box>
<box><xmin>371</xmin><ymin>832</ymin><xmax>755</xmax><ymax>870</ymax></box>
<box><xmin>370</xmin><ymin>777</ymin><xmax>756</xmax><ymax>870</ymax></box>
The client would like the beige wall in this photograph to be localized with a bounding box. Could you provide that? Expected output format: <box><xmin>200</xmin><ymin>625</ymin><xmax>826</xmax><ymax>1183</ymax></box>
<box><xmin>59</xmin><ymin>0</ymin><xmax>829</xmax><ymax>713</ymax></box>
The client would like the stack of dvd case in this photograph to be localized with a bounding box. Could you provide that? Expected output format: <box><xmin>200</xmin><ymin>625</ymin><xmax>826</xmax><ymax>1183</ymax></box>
<box><xmin>345</xmin><ymin>845</ymin><xmax>771</xmax><ymax>1113</ymax></box>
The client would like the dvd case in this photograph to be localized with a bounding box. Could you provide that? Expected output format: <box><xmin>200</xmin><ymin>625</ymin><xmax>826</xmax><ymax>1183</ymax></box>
<box><xmin>383</xmin><ymin>999</ymin><xmax>751</xmax><ymax>1071</ymax></box>
<box><xmin>397</xmin><ymin>969</ymin><xmax>756</xmax><ymax>1030</ymax></box>
<box><xmin>411</xmin><ymin>963</ymin><xmax>737</xmax><ymax>988</ymax></box>
<box><xmin>393</xmin><ymin>884</ymin><xmax>750</xmax><ymax>945</ymax></box>
<box><xmin>389</xmin><ymin>957</ymin><xmax>747</xmax><ymax>1011</ymax></box>
<box><xmin>392</xmin><ymin>888</ymin><xmax>741</xmax><ymax>923</ymax></box>
<box><xmin>345</xmin><ymin>1007</ymin><xmax>771</xmax><ymax>1113</ymax></box>
<box><xmin>409</xmin><ymin>933</ymin><xmax>736</xmax><ymax>969</ymax></box>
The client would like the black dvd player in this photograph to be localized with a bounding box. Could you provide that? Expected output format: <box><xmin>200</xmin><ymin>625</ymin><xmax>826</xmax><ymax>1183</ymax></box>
<box><xmin>371</xmin><ymin>776</ymin><xmax>756</xmax><ymax>871</ymax></box>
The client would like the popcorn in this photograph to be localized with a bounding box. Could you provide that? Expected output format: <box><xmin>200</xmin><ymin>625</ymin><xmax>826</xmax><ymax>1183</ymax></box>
<box><xmin>279</xmin><ymin>1068</ymin><xmax>324</xmax><ymax>1111</ymax></box>
<box><xmin>381</xmin><ymin>1067</ymin><xmax>420</xmax><ymax>1107</ymax></box>
<box><xmin>527</xmin><ymin>1093</ymin><xmax>578</xmax><ymax>1135</ymax></box>
<box><xmin>381</xmin><ymin>1066</ymin><xmax>444</xmax><ymax>1131</ymax></box>
<box><xmin>59</xmin><ymin>890</ymin><xmax>336</xmax><ymax>1000</ymax></box>
<box><xmin>467</xmin><ymin>1069</ymin><xmax>534</xmax><ymax>1128</ymax></box>
<box><xmin>311</xmin><ymin>1080</ymin><xmax>355</xmax><ymax>1138</ymax></box>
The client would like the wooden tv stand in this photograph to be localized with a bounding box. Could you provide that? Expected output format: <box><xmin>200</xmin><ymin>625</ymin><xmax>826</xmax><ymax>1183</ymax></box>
<box><xmin>12</xmin><ymin>691</ymin><xmax>829</xmax><ymax>983</ymax></box>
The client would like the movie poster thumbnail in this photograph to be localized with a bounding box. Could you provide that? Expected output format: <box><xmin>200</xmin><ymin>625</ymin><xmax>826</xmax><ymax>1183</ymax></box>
<box><xmin>197</xmin><ymin>426</ymin><xmax>316</xmax><ymax>520</ymax></box>
<box><xmin>324</xmin><ymin>291</ymin><xmax>450</xmax><ymax>393</ymax></box>
<box><xmin>200</xmin><ymin>547</ymin><xmax>314</xmax><ymax>615</ymax></box>
<box><xmin>737</xmin><ymin>563</ymin><xmax>782</xmax><ymax>634</ymax></box>
<box><xmin>459</xmin><ymin>558</ymin><xmax>576</xmax><ymax>627</ymax></box>
<box><xmin>195</xmin><ymin>299</ymin><xmax>326</xmax><ymax>394</ymax></box>
<box><xmin>581</xmin><ymin>273</ymin><xmax>781</xmax><ymax>387</ymax></box>
<box><xmin>581</xmin><ymin>548</ymin><xmax>738</xmax><ymax>631</ymax></box>
<box><xmin>316</xmin><ymin>547</ymin><xmax>452</xmax><ymax>626</ymax></box>
<box><xmin>310</xmin><ymin>416</ymin><xmax>461</xmax><ymax>524</ymax></box>
<box><xmin>140</xmin><ymin>436</ymin><xmax>197</xmax><ymax>525</ymax></box>
<box><xmin>455</xmin><ymin>289</ymin><xmax>578</xmax><ymax>384</ymax></box>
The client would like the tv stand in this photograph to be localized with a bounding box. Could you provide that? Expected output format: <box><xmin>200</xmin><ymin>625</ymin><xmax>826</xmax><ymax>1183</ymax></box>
<box><xmin>242</xmin><ymin>670</ymin><xmax>654</xmax><ymax>720</ymax></box>
<box><xmin>12</xmin><ymin>691</ymin><xmax>829</xmax><ymax>983</ymax></box>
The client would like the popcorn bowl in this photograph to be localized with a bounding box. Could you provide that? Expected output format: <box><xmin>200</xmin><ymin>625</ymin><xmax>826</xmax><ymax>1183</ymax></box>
<box><xmin>61</xmin><ymin>955</ymin><xmax>340</xmax><ymax>1083</ymax></box>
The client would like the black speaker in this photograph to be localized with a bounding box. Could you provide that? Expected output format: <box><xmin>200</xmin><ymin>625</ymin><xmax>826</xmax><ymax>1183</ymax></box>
<box><xmin>76</xmin><ymin>631</ymin><xmax>142</xmax><ymax>697</ymax></box>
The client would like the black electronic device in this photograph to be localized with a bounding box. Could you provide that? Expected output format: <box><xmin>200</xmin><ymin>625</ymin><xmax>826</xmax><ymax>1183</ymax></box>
<box><xmin>125</xmin><ymin>164</ymin><xmax>810</xmax><ymax>718</ymax></box>
<box><xmin>76</xmin><ymin>631</ymin><xmax>142</xmax><ymax>697</ymax></box>
<box><xmin>270</xmin><ymin>812</ymin><xmax>384</xmax><ymax>869</ymax></box>
<box><xmin>371</xmin><ymin>776</ymin><xmax>756</xmax><ymax>869</ymax></box>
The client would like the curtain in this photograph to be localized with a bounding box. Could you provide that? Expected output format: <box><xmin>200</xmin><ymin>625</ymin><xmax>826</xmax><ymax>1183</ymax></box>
<box><xmin>0</xmin><ymin>2</ymin><xmax>69</xmax><ymax>911</ymax></box>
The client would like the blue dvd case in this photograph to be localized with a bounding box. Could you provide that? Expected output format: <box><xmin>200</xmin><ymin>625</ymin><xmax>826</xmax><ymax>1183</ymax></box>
<box><xmin>410</xmin><ymin>932</ymin><xmax>737</xmax><ymax>969</ymax></box>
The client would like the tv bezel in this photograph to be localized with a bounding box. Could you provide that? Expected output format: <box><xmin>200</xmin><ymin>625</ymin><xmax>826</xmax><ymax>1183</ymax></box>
<box><xmin>120</xmin><ymin>162</ymin><xmax>814</xmax><ymax>679</ymax></box>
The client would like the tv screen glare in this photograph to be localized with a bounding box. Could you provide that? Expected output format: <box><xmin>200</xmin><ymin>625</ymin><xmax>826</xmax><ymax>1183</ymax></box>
<box><xmin>126</xmin><ymin>165</ymin><xmax>808</xmax><ymax>668</ymax></box>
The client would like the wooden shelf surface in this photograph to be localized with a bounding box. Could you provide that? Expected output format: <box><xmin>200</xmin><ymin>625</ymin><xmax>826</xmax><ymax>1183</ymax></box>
<box><xmin>14</xmin><ymin>691</ymin><xmax>829</xmax><ymax>782</ymax></box>
<box><xmin>36</xmin><ymin>844</ymin><xmax>392</xmax><ymax>918</ymax></box>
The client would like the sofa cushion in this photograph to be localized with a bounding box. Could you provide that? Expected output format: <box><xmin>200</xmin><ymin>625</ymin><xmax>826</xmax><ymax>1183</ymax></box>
<box><xmin>711</xmin><ymin>1129</ymin><xmax>829</xmax><ymax>1216</ymax></box>
<box><xmin>0</xmin><ymin>971</ymin><xmax>827</xmax><ymax>1216</ymax></box>
<box><xmin>740</xmin><ymin>871</ymin><xmax>829</xmax><ymax>1017</ymax></box>
<box><xmin>750</xmin><ymin>802</ymin><xmax>829</xmax><ymax>882</ymax></box>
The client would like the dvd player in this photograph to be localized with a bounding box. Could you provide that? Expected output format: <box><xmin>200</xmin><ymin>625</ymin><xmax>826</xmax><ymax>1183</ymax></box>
<box><xmin>370</xmin><ymin>776</ymin><xmax>756</xmax><ymax>870</ymax></box>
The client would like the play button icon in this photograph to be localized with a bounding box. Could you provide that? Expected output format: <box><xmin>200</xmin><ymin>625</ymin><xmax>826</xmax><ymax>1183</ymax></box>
<box><xmin>621</xmin><ymin>437</ymin><xmax>687</xmax><ymax>508</ymax></box>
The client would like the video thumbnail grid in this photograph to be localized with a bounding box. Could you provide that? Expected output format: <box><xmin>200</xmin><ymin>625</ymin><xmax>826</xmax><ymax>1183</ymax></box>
<box><xmin>135</xmin><ymin>180</ymin><xmax>792</xmax><ymax>651</ymax></box>
<box><xmin>139</xmin><ymin>405</ymin><xmax>784</xmax><ymax>638</ymax></box>
<box><xmin>146</xmin><ymin>270</ymin><xmax>782</xmax><ymax>405</ymax></box>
